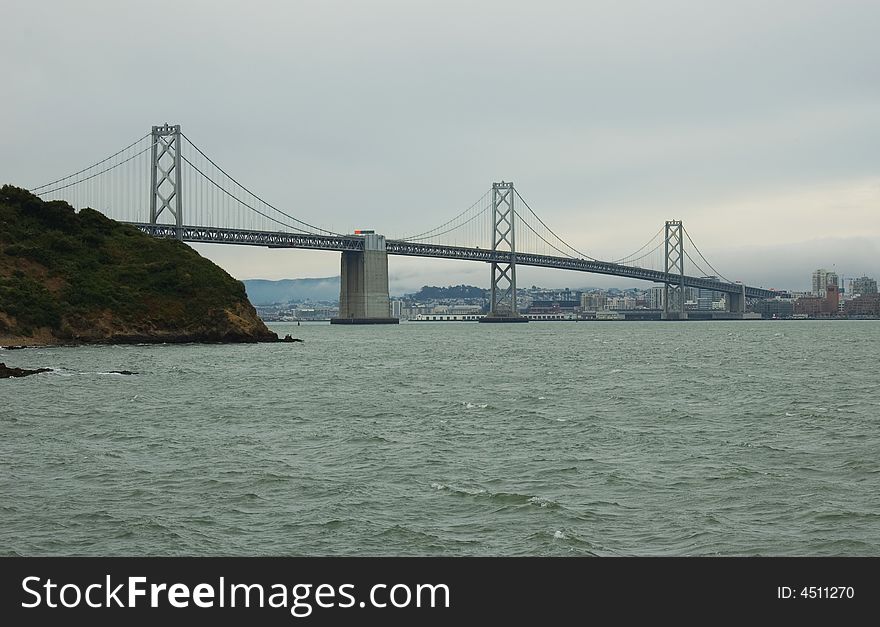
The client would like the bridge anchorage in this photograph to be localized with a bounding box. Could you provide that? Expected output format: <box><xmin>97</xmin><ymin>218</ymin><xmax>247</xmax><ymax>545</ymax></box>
<box><xmin>29</xmin><ymin>122</ymin><xmax>777</xmax><ymax>325</ymax></box>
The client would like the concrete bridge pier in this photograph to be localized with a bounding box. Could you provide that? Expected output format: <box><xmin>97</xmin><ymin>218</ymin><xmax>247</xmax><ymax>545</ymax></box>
<box><xmin>727</xmin><ymin>284</ymin><xmax>746</xmax><ymax>315</ymax></box>
<box><xmin>661</xmin><ymin>284</ymin><xmax>688</xmax><ymax>320</ymax></box>
<box><xmin>330</xmin><ymin>233</ymin><xmax>399</xmax><ymax>325</ymax></box>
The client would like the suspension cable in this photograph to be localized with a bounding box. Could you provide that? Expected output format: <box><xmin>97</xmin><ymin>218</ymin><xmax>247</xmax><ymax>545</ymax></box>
<box><xmin>34</xmin><ymin>142</ymin><xmax>157</xmax><ymax>196</ymax></box>
<box><xmin>611</xmin><ymin>226</ymin><xmax>664</xmax><ymax>264</ymax></box>
<box><xmin>682</xmin><ymin>227</ymin><xmax>733</xmax><ymax>282</ymax></box>
<box><xmin>181</xmin><ymin>155</ymin><xmax>326</xmax><ymax>234</ymax></box>
<box><xmin>618</xmin><ymin>239</ymin><xmax>665</xmax><ymax>266</ymax></box>
<box><xmin>683</xmin><ymin>250</ymin><xmax>713</xmax><ymax>278</ymax></box>
<box><xmin>403</xmin><ymin>203</ymin><xmax>489</xmax><ymax>241</ymax></box>
<box><xmin>513</xmin><ymin>189</ymin><xmax>600</xmax><ymax>261</ymax></box>
<box><xmin>399</xmin><ymin>190</ymin><xmax>490</xmax><ymax>241</ymax></box>
<box><xmin>181</xmin><ymin>134</ymin><xmax>341</xmax><ymax>236</ymax></box>
<box><xmin>30</xmin><ymin>134</ymin><xmax>151</xmax><ymax>192</ymax></box>
<box><xmin>513</xmin><ymin>209</ymin><xmax>585</xmax><ymax>258</ymax></box>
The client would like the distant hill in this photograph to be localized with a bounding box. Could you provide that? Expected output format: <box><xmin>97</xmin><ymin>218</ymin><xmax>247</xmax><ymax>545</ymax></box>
<box><xmin>243</xmin><ymin>277</ymin><xmax>340</xmax><ymax>305</ymax></box>
<box><xmin>0</xmin><ymin>186</ymin><xmax>276</xmax><ymax>345</ymax></box>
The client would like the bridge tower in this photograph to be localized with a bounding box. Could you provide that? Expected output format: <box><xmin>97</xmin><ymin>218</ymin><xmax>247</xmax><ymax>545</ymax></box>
<box><xmin>479</xmin><ymin>181</ymin><xmax>527</xmax><ymax>323</ymax></box>
<box><xmin>149</xmin><ymin>123</ymin><xmax>183</xmax><ymax>239</ymax></box>
<box><xmin>662</xmin><ymin>220</ymin><xmax>687</xmax><ymax>320</ymax></box>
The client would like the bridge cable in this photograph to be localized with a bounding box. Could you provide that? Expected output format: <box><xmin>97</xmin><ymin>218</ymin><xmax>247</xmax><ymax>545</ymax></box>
<box><xmin>399</xmin><ymin>190</ymin><xmax>490</xmax><ymax>241</ymax></box>
<box><xmin>33</xmin><ymin>142</ymin><xmax>158</xmax><ymax>197</ymax></box>
<box><xmin>682</xmin><ymin>227</ymin><xmax>733</xmax><ymax>283</ymax></box>
<box><xmin>181</xmin><ymin>134</ymin><xmax>342</xmax><ymax>236</ymax></box>
<box><xmin>401</xmin><ymin>201</ymin><xmax>490</xmax><ymax>242</ymax></box>
<box><xmin>683</xmin><ymin>250</ymin><xmax>713</xmax><ymax>279</ymax></box>
<box><xmin>617</xmin><ymin>238</ymin><xmax>665</xmax><ymax>267</ymax></box>
<box><xmin>611</xmin><ymin>226</ymin><xmax>664</xmax><ymax>264</ymax></box>
<box><xmin>29</xmin><ymin>133</ymin><xmax>152</xmax><ymax>192</ymax></box>
<box><xmin>181</xmin><ymin>155</ymin><xmax>333</xmax><ymax>235</ymax></box>
<box><xmin>513</xmin><ymin>209</ymin><xmax>588</xmax><ymax>259</ymax></box>
<box><xmin>513</xmin><ymin>190</ymin><xmax>600</xmax><ymax>261</ymax></box>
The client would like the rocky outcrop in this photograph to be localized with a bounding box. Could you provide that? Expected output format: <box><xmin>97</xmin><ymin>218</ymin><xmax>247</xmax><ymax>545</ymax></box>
<box><xmin>0</xmin><ymin>362</ymin><xmax>51</xmax><ymax>378</ymax></box>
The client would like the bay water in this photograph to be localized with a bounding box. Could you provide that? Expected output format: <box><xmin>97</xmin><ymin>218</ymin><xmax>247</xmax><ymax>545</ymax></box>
<box><xmin>2</xmin><ymin>321</ymin><xmax>878</xmax><ymax>556</ymax></box>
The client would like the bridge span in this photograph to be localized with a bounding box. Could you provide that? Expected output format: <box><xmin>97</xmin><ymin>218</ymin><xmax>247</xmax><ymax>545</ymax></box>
<box><xmin>33</xmin><ymin>123</ymin><xmax>781</xmax><ymax>324</ymax></box>
<box><xmin>131</xmin><ymin>222</ymin><xmax>776</xmax><ymax>300</ymax></box>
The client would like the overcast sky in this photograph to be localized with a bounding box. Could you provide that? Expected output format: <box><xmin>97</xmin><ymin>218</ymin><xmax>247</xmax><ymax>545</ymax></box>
<box><xmin>2</xmin><ymin>0</ymin><xmax>878</xmax><ymax>293</ymax></box>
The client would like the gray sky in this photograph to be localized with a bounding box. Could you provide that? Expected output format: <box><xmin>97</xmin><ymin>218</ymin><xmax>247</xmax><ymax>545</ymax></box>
<box><xmin>3</xmin><ymin>0</ymin><xmax>878</xmax><ymax>293</ymax></box>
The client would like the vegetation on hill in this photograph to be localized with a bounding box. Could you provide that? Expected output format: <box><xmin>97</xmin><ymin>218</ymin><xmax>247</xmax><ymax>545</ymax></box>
<box><xmin>0</xmin><ymin>185</ymin><xmax>276</xmax><ymax>344</ymax></box>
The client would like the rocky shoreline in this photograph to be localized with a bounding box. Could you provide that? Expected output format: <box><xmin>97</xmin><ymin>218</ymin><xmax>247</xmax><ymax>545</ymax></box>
<box><xmin>1</xmin><ymin>335</ymin><xmax>303</xmax><ymax>350</ymax></box>
<box><xmin>1</xmin><ymin>334</ymin><xmax>303</xmax><ymax>378</ymax></box>
<box><xmin>0</xmin><ymin>331</ymin><xmax>294</xmax><ymax>350</ymax></box>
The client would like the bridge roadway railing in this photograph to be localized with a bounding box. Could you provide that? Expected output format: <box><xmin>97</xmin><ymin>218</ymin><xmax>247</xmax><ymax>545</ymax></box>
<box><xmin>132</xmin><ymin>223</ymin><xmax>365</xmax><ymax>252</ymax></box>
<box><xmin>129</xmin><ymin>223</ymin><xmax>775</xmax><ymax>299</ymax></box>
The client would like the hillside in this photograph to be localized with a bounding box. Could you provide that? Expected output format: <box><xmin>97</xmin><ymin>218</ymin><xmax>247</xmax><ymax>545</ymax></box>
<box><xmin>243</xmin><ymin>277</ymin><xmax>340</xmax><ymax>305</ymax></box>
<box><xmin>0</xmin><ymin>185</ymin><xmax>277</xmax><ymax>345</ymax></box>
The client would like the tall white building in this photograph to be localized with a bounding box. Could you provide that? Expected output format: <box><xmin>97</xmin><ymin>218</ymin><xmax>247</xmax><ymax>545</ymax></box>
<box><xmin>811</xmin><ymin>269</ymin><xmax>838</xmax><ymax>297</ymax></box>
<box><xmin>647</xmin><ymin>287</ymin><xmax>665</xmax><ymax>309</ymax></box>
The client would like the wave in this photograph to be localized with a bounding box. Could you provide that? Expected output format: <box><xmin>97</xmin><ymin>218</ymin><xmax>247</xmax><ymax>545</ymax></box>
<box><xmin>430</xmin><ymin>482</ymin><xmax>562</xmax><ymax>509</ymax></box>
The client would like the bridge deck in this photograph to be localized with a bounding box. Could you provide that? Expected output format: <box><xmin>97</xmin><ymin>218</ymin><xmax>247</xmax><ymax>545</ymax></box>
<box><xmin>128</xmin><ymin>223</ymin><xmax>777</xmax><ymax>299</ymax></box>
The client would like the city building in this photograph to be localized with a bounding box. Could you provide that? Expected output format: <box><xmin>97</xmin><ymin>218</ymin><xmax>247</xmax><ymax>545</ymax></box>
<box><xmin>851</xmin><ymin>276</ymin><xmax>877</xmax><ymax>296</ymax></box>
<box><xmin>528</xmin><ymin>300</ymin><xmax>580</xmax><ymax>314</ymax></box>
<box><xmin>646</xmin><ymin>287</ymin><xmax>664</xmax><ymax>310</ymax></box>
<box><xmin>580</xmin><ymin>292</ymin><xmax>606</xmax><ymax>311</ymax></box>
<box><xmin>753</xmin><ymin>298</ymin><xmax>794</xmax><ymax>319</ymax></box>
<box><xmin>794</xmin><ymin>284</ymin><xmax>839</xmax><ymax>317</ymax></box>
<box><xmin>844</xmin><ymin>293</ymin><xmax>880</xmax><ymax>317</ymax></box>
<box><xmin>606</xmin><ymin>296</ymin><xmax>637</xmax><ymax>310</ymax></box>
<box><xmin>811</xmin><ymin>269</ymin><xmax>839</xmax><ymax>297</ymax></box>
<box><xmin>696</xmin><ymin>276</ymin><xmax>725</xmax><ymax>311</ymax></box>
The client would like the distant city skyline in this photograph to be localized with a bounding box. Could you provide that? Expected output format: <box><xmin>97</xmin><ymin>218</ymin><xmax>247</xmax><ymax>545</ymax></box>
<box><xmin>3</xmin><ymin>1</ymin><xmax>879</xmax><ymax>291</ymax></box>
<box><xmin>245</xmin><ymin>265</ymin><xmax>878</xmax><ymax>299</ymax></box>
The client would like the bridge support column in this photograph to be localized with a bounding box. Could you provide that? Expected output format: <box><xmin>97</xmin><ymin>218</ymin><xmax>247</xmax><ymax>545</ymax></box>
<box><xmin>662</xmin><ymin>220</ymin><xmax>688</xmax><ymax>320</ymax></box>
<box><xmin>727</xmin><ymin>283</ymin><xmax>746</xmax><ymax>315</ymax></box>
<box><xmin>331</xmin><ymin>233</ymin><xmax>398</xmax><ymax>325</ymax></box>
<box><xmin>479</xmin><ymin>181</ymin><xmax>527</xmax><ymax>323</ymax></box>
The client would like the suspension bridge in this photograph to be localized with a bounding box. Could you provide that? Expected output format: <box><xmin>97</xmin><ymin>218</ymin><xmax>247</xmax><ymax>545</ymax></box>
<box><xmin>29</xmin><ymin>123</ymin><xmax>777</xmax><ymax>323</ymax></box>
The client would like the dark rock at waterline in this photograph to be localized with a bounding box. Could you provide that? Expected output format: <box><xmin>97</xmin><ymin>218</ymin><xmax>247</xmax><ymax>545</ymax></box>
<box><xmin>281</xmin><ymin>335</ymin><xmax>304</xmax><ymax>343</ymax></box>
<box><xmin>0</xmin><ymin>362</ymin><xmax>52</xmax><ymax>378</ymax></box>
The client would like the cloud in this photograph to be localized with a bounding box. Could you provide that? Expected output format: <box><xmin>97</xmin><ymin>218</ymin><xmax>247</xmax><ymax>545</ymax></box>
<box><xmin>3</xmin><ymin>0</ymin><xmax>879</xmax><ymax>290</ymax></box>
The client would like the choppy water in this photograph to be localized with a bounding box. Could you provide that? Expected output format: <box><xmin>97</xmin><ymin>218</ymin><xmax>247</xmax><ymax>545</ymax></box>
<box><xmin>1</xmin><ymin>321</ymin><xmax>879</xmax><ymax>556</ymax></box>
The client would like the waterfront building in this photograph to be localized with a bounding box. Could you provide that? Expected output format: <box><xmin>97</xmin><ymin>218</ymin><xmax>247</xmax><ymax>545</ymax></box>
<box><xmin>844</xmin><ymin>293</ymin><xmax>880</xmax><ymax>317</ymax></box>
<box><xmin>794</xmin><ymin>285</ymin><xmax>839</xmax><ymax>317</ymax></box>
<box><xmin>811</xmin><ymin>269</ymin><xmax>839</xmax><ymax>297</ymax></box>
<box><xmin>753</xmin><ymin>299</ymin><xmax>794</xmax><ymax>319</ymax></box>
<box><xmin>580</xmin><ymin>292</ymin><xmax>606</xmax><ymax>311</ymax></box>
